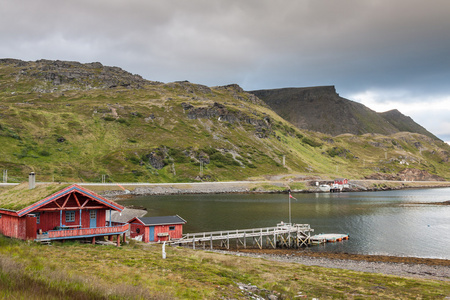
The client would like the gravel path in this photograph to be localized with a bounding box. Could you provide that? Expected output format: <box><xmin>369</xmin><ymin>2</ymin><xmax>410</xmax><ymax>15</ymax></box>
<box><xmin>212</xmin><ymin>250</ymin><xmax>450</xmax><ymax>281</ymax></box>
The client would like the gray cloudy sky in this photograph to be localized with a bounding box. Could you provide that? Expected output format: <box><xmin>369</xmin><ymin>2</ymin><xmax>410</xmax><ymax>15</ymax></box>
<box><xmin>1</xmin><ymin>0</ymin><xmax>450</xmax><ymax>142</ymax></box>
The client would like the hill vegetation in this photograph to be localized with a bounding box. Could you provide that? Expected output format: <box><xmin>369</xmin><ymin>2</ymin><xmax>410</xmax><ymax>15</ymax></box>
<box><xmin>1</xmin><ymin>59</ymin><xmax>449</xmax><ymax>183</ymax></box>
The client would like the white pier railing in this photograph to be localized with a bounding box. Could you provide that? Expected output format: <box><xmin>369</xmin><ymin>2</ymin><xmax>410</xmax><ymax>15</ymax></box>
<box><xmin>175</xmin><ymin>223</ymin><xmax>314</xmax><ymax>249</ymax></box>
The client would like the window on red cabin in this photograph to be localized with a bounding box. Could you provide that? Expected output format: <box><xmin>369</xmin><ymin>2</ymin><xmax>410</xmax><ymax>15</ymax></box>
<box><xmin>36</xmin><ymin>213</ymin><xmax>40</xmax><ymax>224</ymax></box>
<box><xmin>169</xmin><ymin>226</ymin><xmax>175</xmax><ymax>231</ymax></box>
<box><xmin>65</xmin><ymin>211</ymin><xmax>75</xmax><ymax>222</ymax></box>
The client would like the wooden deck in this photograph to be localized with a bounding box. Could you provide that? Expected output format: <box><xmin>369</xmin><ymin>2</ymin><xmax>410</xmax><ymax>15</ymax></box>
<box><xmin>36</xmin><ymin>223</ymin><xmax>129</xmax><ymax>241</ymax></box>
<box><xmin>310</xmin><ymin>233</ymin><xmax>349</xmax><ymax>243</ymax></box>
<box><xmin>174</xmin><ymin>223</ymin><xmax>314</xmax><ymax>249</ymax></box>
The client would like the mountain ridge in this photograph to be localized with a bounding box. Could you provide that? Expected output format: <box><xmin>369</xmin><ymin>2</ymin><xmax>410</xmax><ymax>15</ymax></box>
<box><xmin>249</xmin><ymin>86</ymin><xmax>440</xmax><ymax>141</ymax></box>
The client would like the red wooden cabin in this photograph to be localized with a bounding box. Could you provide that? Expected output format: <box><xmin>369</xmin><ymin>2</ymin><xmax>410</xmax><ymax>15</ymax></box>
<box><xmin>128</xmin><ymin>215</ymin><xmax>186</xmax><ymax>243</ymax></box>
<box><xmin>0</xmin><ymin>183</ymin><xmax>129</xmax><ymax>246</ymax></box>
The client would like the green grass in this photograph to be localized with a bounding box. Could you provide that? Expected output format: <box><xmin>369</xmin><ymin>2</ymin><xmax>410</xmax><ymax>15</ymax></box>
<box><xmin>0</xmin><ymin>236</ymin><xmax>449</xmax><ymax>299</ymax></box>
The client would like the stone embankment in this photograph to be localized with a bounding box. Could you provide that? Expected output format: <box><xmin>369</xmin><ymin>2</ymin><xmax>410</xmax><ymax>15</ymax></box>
<box><xmin>99</xmin><ymin>179</ymin><xmax>450</xmax><ymax>199</ymax></box>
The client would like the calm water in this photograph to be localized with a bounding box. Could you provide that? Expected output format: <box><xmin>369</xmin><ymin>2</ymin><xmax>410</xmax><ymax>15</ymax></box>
<box><xmin>120</xmin><ymin>188</ymin><xmax>450</xmax><ymax>259</ymax></box>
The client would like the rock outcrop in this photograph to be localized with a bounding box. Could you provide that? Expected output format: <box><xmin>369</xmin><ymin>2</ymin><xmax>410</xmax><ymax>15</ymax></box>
<box><xmin>182</xmin><ymin>102</ymin><xmax>273</xmax><ymax>138</ymax></box>
<box><xmin>365</xmin><ymin>168</ymin><xmax>445</xmax><ymax>181</ymax></box>
<box><xmin>0</xmin><ymin>58</ymin><xmax>151</xmax><ymax>91</ymax></box>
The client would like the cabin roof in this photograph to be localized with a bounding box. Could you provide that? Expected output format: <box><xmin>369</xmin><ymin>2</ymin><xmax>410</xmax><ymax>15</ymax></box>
<box><xmin>0</xmin><ymin>183</ymin><xmax>124</xmax><ymax>215</ymax></box>
<box><xmin>0</xmin><ymin>183</ymin><xmax>71</xmax><ymax>211</ymax></box>
<box><xmin>130</xmin><ymin>215</ymin><xmax>186</xmax><ymax>226</ymax></box>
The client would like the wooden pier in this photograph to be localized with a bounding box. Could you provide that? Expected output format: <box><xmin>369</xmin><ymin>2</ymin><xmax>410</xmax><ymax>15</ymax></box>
<box><xmin>174</xmin><ymin>223</ymin><xmax>314</xmax><ymax>250</ymax></box>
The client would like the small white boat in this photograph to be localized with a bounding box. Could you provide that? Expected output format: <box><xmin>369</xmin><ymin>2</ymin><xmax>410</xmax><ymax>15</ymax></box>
<box><xmin>311</xmin><ymin>233</ymin><xmax>349</xmax><ymax>243</ymax></box>
<box><xmin>318</xmin><ymin>184</ymin><xmax>331</xmax><ymax>192</ymax></box>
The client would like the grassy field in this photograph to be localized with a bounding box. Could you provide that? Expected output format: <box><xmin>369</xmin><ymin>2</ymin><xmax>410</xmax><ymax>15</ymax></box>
<box><xmin>0</xmin><ymin>236</ymin><xmax>449</xmax><ymax>299</ymax></box>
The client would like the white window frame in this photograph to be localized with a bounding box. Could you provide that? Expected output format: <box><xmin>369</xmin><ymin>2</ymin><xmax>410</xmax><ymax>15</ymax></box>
<box><xmin>65</xmin><ymin>211</ymin><xmax>75</xmax><ymax>223</ymax></box>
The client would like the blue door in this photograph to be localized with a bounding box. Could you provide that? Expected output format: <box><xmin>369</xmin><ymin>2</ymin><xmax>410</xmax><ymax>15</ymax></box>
<box><xmin>89</xmin><ymin>210</ymin><xmax>97</xmax><ymax>228</ymax></box>
<box><xmin>149</xmin><ymin>226</ymin><xmax>155</xmax><ymax>242</ymax></box>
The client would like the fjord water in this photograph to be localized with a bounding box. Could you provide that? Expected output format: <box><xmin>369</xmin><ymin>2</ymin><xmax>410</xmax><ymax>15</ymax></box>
<box><xmin>123</xmin><ymin>188</ymin><xmax>450</xmax><ymax>259</ymax></box>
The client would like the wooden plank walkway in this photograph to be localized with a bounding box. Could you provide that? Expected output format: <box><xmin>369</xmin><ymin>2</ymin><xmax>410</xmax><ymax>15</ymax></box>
<box><xmin>173</xmin><ymin>223</ymin><xmax>314</xmax><ymax>250</ymax></box>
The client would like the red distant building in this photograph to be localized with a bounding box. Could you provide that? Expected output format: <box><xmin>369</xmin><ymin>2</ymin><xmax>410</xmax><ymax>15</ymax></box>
<box><xmin>334</xmin><ymin>178</ymin><xmax>348</xmax><ymax>185</ymax></box>
<box><xmin>128</xmin><ymin>215</ymin><xmax>186</xmax><ymax>243</ymax></box>
<box><xmin>0</xmin><ymin>183</ymin><xmax>128</xmax><ymax>246</ymax></box>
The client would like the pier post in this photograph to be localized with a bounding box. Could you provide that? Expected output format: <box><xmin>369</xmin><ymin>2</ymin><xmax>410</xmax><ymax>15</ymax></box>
<box><xmin>210</xmin><ymin>235</ymin><xmax>213</xmax><ymax>250</ymax></box>
<box><xmin>274</xmin><ymin>232</ymin><xmax>277</xmax><ymax>249</ymax></box>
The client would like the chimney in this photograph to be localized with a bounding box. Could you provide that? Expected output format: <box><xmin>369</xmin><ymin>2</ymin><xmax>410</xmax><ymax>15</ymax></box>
<box><xmin>29</xmin><ymin>172</ymin><xmax>36</xmax><ymax>189</ymax></box>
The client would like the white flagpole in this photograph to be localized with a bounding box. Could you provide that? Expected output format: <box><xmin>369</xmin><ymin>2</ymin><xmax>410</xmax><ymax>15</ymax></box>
<box><xmin>289</xmin><ymin>192</ymin><xmax>291</xmax><ymax>224</ymax></box>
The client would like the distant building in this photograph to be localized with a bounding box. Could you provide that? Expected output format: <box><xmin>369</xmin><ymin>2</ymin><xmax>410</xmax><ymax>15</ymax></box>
<box><xmin>334</xmin><ymin>178</ymin><xmax>348</xmax><ymax>186</ymax></box>
<box><xmin>331</xmin><ymin>178</ymin><xmax>349</xmax><ymax>192</ymax></box>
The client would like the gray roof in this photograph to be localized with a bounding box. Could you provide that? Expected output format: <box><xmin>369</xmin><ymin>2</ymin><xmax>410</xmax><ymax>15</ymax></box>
<box><xmin>136</xmin><ymin>215</ymin><xmax>186</xmax><ymax>226</ymax></box>
<box><xmin>107</xmin><ymin>208</ymin><xmax>147</xmax><ymax>223</ymax></box>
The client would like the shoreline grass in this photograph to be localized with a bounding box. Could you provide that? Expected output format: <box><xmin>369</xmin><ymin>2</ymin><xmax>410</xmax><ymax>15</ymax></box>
<box><xmin>0</xmin><ymin>236</ymin><xmax>449</xmax><ymax>299</ymax></box>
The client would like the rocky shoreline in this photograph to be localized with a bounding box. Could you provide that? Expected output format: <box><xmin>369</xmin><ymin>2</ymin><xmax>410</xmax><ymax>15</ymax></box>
<box><xmin>212</xmin><ymin>249</ymin><xmax>450</xmax><ymax>281</ymax></box>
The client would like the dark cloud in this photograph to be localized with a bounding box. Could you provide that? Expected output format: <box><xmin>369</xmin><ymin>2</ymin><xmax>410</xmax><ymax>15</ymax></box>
<box><xmin>1</xmin><ymin>0</ymin><xmax>449</xmax><ymax>141</ymax></box>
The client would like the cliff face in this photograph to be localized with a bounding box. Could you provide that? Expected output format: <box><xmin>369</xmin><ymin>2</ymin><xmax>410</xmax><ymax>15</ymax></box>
<box><xmin>250</xmin><ymin>86</ymin><xmax>439</xmax><ymax>140</ymax></box>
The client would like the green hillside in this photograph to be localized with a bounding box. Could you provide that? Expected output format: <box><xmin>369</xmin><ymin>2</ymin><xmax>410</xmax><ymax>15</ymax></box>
<box><xmin>1</xmin><ymin>59</ymin><xmax>449</xmax><ymax>183</ymax></box>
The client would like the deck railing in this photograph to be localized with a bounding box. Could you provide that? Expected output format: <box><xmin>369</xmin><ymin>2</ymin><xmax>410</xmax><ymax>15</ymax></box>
<box><xmin>45</xmin><ymin>223</ymin><xmax>129</xmax><ymax>239</ymax></box>
<box><xmin>180</xmin><ymin>223</ymin><xmax>312</xmax><ymax>244</ymax></box>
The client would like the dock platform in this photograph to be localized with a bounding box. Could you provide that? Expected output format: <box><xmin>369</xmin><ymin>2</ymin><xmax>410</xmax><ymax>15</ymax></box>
<box><xmin>174</xmin><ymin>223</ymin><xmax>314</xmax><ymax>250</ymax></box>
<box><xmin>310</xmin><ymin>233</ymin><xmax>349</xmax><ymax>243</ymax></box>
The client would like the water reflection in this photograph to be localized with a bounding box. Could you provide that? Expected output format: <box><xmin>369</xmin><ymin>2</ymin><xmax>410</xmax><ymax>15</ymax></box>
<box><xmin>120</xmin><ymin>188</ymin><xmax>450</xmax><ymax>259</ymax></box>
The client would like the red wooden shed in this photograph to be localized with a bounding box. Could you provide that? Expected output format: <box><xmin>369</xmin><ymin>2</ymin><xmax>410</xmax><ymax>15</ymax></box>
<box><xmin>0</xmin><ymin>183</ymin><xmax>129</xmax><ymax>246</ymax></box>
<box><xmin>128</xmin><ymin>215</ymin><xmax>186</xmax><ymax>243</ymax></box>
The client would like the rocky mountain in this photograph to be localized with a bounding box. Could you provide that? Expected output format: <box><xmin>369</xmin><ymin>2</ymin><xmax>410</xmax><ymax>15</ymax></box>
<box><xmin>0</xmin><ymin>58</ymin><xmax>150</xmax><ymax>91</ymax></box>
<box><xmin>1</xmin><ymin>59</ymin><xmax>449</xmax><ymax>183</ymax></box>
<box><xmin>379</xmin><ymin>109</ymin><xmax>439</xmax><ymax>139</ymax></box>
<box><xmin>249</xmin><ymin>86</ymin><xmax>440</xmax><ymax>140</ymax></box>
